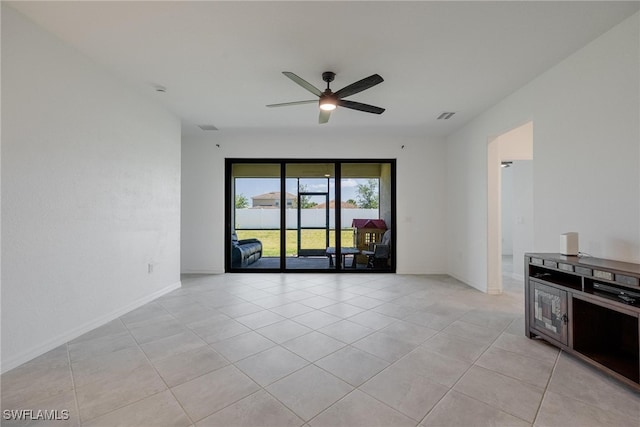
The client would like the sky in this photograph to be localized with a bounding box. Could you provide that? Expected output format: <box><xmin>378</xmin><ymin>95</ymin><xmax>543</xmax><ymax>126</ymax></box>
<box><xmin>235</xmin><ymin>177</ymin><xmax>372</xmax><ymax>204</ymax></box>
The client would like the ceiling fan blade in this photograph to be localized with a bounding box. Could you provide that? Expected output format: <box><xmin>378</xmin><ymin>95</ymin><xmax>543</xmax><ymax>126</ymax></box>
<box><xmin>266</xmin><ymin>100</ymin><xmax>317</xmax><ymax>108</ymax></box>
<box><xmin>334</xmin><ymin>74</ymin><xmax>384</xmax><ymax>99</ymax></box>
<box><xmin>283</xmin><ymin>72</ymin><xmax>322</xmax><ymax>97</ymax></box>
<box><xmin>338</xmin><ymin>100</ymin><xmax>385</xmax><ymax>114</ymax></box>
<box><xmin>319</xmin><ymin>109</ymin><xmax>331</xmax><ymax>124</ymax></box>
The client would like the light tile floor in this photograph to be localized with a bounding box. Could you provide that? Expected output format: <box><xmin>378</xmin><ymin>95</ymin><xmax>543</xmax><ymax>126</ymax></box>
<box><xmin>2</xmin><ymin>273</ymin><xmax>639</xmax><ymax>426</ymax></box>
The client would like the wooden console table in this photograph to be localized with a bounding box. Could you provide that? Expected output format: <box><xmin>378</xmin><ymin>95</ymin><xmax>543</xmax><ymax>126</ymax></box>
<box><xmin>525</xmin><ymin>253</ymin><xmax>640</xmax><ymax>390</ymax></box>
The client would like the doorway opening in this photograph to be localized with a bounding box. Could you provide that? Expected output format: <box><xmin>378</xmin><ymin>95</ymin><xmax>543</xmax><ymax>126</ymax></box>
<box><xmin>487</xmin><ymin>121</ymin><xmax>533</xmax><ymax>294</ymax></box>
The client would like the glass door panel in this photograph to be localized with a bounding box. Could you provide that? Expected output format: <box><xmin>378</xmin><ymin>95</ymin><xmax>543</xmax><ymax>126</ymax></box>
<box><xmin>285</xmin><ymin>164</ymin><xmax>335</xmax><ymax>270</ymax></box>
<box><xmin>231</xmin><ymin>163</ymin><xmax>281</xmax><ymax>270</ymax></box>
<box><xmin>341</xmin><ymin>162</ymin><xmax>392</xmax><ymax>270</ymax></box>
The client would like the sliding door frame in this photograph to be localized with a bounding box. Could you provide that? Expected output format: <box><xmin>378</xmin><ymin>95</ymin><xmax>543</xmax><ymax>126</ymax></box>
<box><xmin>225</xmin><ymin>158</ymin><xmax>396</xmax><ymax>273</ymax></box>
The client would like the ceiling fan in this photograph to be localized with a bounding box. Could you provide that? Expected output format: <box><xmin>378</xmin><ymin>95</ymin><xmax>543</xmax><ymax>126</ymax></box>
<box><xmin>267</xmin><ymin>71</ymin><xmax>385</xmax><ymax>124</ymax></box>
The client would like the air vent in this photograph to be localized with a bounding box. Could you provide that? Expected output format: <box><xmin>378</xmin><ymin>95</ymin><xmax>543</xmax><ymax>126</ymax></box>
<box><xmin>437</xmin><ymin>112</ymin><xmax>455</xmax><ymax>120</ymax></box>
<box><xmin>198</xmin><ymin>124</ymin><xmax>219</xmax><ymax>131</ymax></box>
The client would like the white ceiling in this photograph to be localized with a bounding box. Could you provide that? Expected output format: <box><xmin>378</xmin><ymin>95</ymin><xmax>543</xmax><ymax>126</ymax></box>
<box><xmin>8</xmin><ymin>1</ymin><xmax>639</xmax><ymax>138</ymax></box>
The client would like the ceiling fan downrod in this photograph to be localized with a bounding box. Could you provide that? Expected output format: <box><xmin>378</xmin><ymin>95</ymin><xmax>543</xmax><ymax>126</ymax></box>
<box><xmin>322</xmin><ymin>71</ymin><xmax>335</xmax><ymax>90</ymax></box>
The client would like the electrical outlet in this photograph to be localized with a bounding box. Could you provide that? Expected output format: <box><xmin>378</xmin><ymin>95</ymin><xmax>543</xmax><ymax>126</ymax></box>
<box><xmin>148</xmin><ymin>263</ymin><xmax>153</xmax><ymax>274</ymax></box>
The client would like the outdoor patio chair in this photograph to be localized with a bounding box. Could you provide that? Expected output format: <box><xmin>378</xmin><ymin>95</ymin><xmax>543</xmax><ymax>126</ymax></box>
<box><xmin>362</xmin><ymin>229</ymin><xmax>391</xmax><ymax>269</ymax></box>
<box><xmin>231</xmin><ymin>232</ymin><xmax>262</xmax><ymax>268</ymax></box>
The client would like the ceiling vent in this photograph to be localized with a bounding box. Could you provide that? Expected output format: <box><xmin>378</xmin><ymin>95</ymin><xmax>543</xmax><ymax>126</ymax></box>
<box><xmin>198</xmin><ymin>124</ymin><xmax>219</xmax><ymax>131</ymax></box>
<box><xmin>437</xmin><ymin>112</ymin><xmax>455</xmax><ymax>120</ymax></box>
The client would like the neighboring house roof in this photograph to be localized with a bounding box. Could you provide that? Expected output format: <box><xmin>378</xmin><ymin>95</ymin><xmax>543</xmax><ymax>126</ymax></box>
<box><xmin>351</xmin><ymin>219</ymin><xmax>387</xmax><ymax>229</ymax></box>
<box><xmin>315</xmin><ymin>200</ymin><xmax>357</xmax><ymax>209</ymax></box>
<box><xmin>252</xmin><ymin>191</ymin><xmax>297</xmax><ymax>200</ymax></box>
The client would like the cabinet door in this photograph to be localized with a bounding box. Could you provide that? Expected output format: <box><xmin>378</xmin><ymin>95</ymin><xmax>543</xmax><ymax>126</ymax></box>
<box><xmin>529</xmin><ymin>280</ymin><xmax>568</xmax><ymax>345</ymax></box>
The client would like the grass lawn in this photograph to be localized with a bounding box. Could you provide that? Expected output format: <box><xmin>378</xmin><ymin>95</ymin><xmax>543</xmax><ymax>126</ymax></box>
<box><xmin>236</xmin><ymin>229</ymin><xmax>354</xmax><ymax>257</ymax></box>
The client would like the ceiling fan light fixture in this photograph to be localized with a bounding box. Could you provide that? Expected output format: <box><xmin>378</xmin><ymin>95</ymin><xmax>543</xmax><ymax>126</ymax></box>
<box><xmin>319</xmin><ymin>97</ymin><xmax>337</xmax><ymax>111</ymax></box>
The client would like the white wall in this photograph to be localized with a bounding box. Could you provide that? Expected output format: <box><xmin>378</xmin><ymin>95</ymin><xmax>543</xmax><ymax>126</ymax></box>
<box><xmin>181</xmin><ymin>129</ymin><xmax>447</xmax><ymax>274</ymax></box>
<box><xmin>511</xmin><ymin>161</ymin><xmax>534</xmax><ymax>279</ymax></box>
<box><xmin>447</xmin><ymin>12</ymin><xmax>640</xmax><ymax>292</ymax></box>
<box><xmin>501</xmin><ymin>166</ymin><xmax>514</xmax><ymax>256</ymax></box>
<box><xmin>1</xmin><ymin>5</ymin><xmax>182</xmax><ymax>372</ymax></box>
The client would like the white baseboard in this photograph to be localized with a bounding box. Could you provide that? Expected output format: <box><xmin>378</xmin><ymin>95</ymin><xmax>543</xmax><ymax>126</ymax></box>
<box><xmin>486</xmin><ymin>286</ymin><xmax>503</xmax><ymax>295</ymax></box>
<box><xmin>447</xmin><ymin>272</ymin><xmax>486</xmax><ymax>293</ymax></box>
<box><xmin>1</xmin><ymin>281</ymin><xmax>181</xmax><ymax>374</ymax></box>
<box><xmin>396</xmin><ymin>269</ymin><xmax>449</xmax><ymax>275</ymax></box>
<box><xmin>181</xmin><ymin>269</ymin><xmax>224</xmax><ymax>274</ymax></box>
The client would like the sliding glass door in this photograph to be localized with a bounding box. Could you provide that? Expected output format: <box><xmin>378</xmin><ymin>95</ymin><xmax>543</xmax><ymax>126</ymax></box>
<box><xmin>226</xmin><ymin>159</ymin><xmax>395</xmax><ymax>272</ymax></box>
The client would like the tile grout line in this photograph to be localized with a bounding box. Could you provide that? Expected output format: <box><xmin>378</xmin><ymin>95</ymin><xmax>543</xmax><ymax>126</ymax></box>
<box><xmin>352</xmin><ymin>385</ymin><xmax>431</xmax><ymax>427</ymax></box>
<box><xmin>302</xmin><ymin>309</ymin><xmax>484</xmax><ymax>425</ymax></box>
<box><xmin>158</xmin><ymin>310</ymin><xmax>311</xmax><ymax>423</ymax></box>
<box><xmin>371</xmin><ymin>344</ymin><xmax>461</xmax><ymax>426</ymax></box>
<box><xmin>207</xmin><ymin>302</ymin><xmax>389</xmax><ymax>425</ymax></box>
<box><xmin>303</xmin><ymin>385</ymin><xmax>423</xmax><ymax>427</ymax></box>
<box><xmin>178</xmin><ymin>278</ymin><xmax>320</xmax><ymax>423</ymax></box>
<box><xmin>260</xmin><ymin>360</ymin><xmax>352</xmax><ymax>426</ymax></box>
<box><xmin>412</xmin><ymin>315</ymin><xmax>523</xmax><ymax>426</ymax></box>
<box><xmin>531</xmin><ymin>346</ymin><xmax>563</xmax><ymax>426</ymax></box>
<box><xmin>117</xmin><ymin>308</ymin><xmax>197</xmax><ymax>427</ymax></box>
<box><xmin>65</xmin><ymin>342</ymin><xmax>83</xmax><ymax>427</ymax></box>
<box><xmin>70</xmin><ymin>317</ymin><xmax>176</xmax><ymax>426</ymax></box>
<box><xmin>151</xmin><ymin>292</ymin><xmax>311</xmax><ymax>425</ymax></box>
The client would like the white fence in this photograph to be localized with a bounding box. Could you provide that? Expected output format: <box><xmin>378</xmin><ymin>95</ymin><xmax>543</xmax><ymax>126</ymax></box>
<box><xmin>235</xmin><ymin>208</ymin><xmax>379</xmax><ymax>229</ymax></box>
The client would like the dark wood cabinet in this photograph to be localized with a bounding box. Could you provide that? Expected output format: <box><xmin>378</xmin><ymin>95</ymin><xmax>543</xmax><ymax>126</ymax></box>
<box><xmin>529</xmin><ymin>280</ymin><xmax>569</xmax><ymax>345</ymax></box>
<box><xmin>525</xmin><ymin>253</ymin><xmax>640</xmax><ymax>390</ymax></box>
